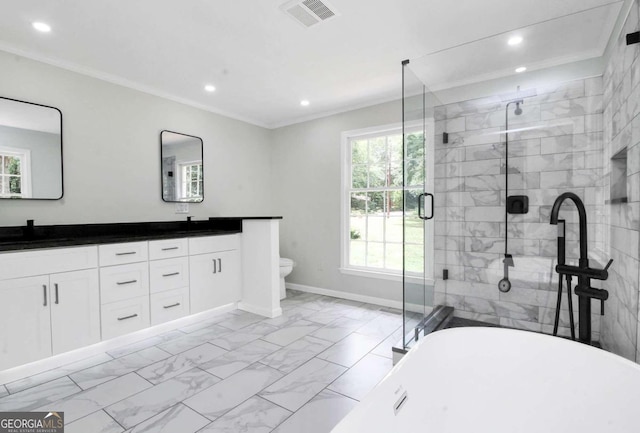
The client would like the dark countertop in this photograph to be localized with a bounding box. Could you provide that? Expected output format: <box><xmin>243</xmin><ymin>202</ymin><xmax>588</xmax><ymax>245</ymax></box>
<box><xmin>0</xmin><ymin>217</ymin><xmax>282</xmax><ymax>252</ymax></box>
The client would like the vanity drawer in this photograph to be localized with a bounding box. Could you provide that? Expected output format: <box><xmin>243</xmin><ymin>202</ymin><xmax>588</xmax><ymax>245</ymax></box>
<box><xmin>149</xmin><ymin>257</ymin><xmax>189</xmax><ymax>294</ymax></box>
<box><xmin>150</xmin><ymin>288</ymin><xmax>189</xmax><ymax>326</ymax></box>
<box><xmin>0</xmin><ymin>246</ymin><xmax>98</xmax><ymax>280</ymax></box>
<box><xmin>99</xmin><ymin>242</ymin><xmax>148</xmax><ymax>267</ymax></box>
<box><xmin>149</xmin><ymin>238</ymin><xmax>188</xmax><ymax>260</ymax></box>
<box><xmin>99</xmin><ymin>262</ymin><xmax>149</xmax><ymax>304</ymax></box>
<box><xmin>101</xmin><ymin>296</ymin><xmax>150</xmax><ymax>340</ymax></box>
<box><xmin>189</xmin><ymin>234</ymin><xmax>240</xmax><ymax>255</ymax></box>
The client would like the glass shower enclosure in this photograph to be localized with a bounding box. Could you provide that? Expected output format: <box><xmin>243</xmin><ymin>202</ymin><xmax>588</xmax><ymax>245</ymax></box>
<box><xmin>396</xmin><ymin>2</ymin><xmax>621</xmax><ymax>355</ymax></box>
<box><xmin>397</xmin><ymin>60</ymin><xmax>445</xmax><ymax>354</ymax></box>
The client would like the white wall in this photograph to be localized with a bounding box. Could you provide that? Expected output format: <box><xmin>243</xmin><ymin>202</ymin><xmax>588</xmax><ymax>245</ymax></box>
<box><xmin>271</xmin><ymin>100</ymin><xmax>406</xmax><ymax>303</ymax></box>
<box><xmin>0</xmin><ymin>50</ymin><xmax>274</xmax><ymax>226</ymax></box>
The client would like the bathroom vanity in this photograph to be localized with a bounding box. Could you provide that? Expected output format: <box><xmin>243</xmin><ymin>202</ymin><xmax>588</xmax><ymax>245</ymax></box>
<box><xmin>0</xmin><ymin>217</ymin><xmax>282</xmax><ymax>372</ymax></box>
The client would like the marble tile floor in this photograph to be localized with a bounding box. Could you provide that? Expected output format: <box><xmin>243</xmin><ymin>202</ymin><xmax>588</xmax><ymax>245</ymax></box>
<box><xmin>0</xmin><ymin>290</ymin><xmax>417</xmax><ymax>433</ymax></box>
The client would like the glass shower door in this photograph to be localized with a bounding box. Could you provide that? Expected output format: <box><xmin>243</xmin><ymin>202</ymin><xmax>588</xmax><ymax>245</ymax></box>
<box><xmin>401</xmin><ymin>60</ymin><xmax>436</xmax><ymax>349</ymax></box>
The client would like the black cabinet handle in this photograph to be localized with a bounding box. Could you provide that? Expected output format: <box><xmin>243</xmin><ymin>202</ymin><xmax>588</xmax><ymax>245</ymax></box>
<box><xmin>218</xmin><ymin>258</ymin><xmax>222</xmax><ymax>273</ymax></box>
<box><xmin>162</xmin><ymin>272</ymin><xmax>180</xmax><ymax>277</ymax></box>
<box><xmin>55</xmin><ymin>283</ymin><xmax>59</xmax><ymax>304</ymax></box>
<box><xmin>213</xmin><ymin>259</ymin><xmax>217</xmax><ymax>274</ymax></box>
<box><xmin>43</xmin><ymin>285</ymin><xmax>47</xmax><ymax>306</ymax></box>
<box><xmin>117</xmin><ymin>314</ymin><xmax>138</xmax><ymax>321</ymax></box>
<box><xmin>116</xmin><ymin>251</ymin><xmax>137</xmax><ymax>256</ymax></box>
<box><xmin>161</xmin><ymin>247</ymin><xmax>179</xmax><ymax>251</ymax></box>
<box><xmin>116</xmin><ymin>280</ymin><xmax>138</xmax><ymax>285</ymax></box>
<box><xmin>163</xmin><ymin>302</ymin><xmax>181</xmax><ymax>309</ymax></box>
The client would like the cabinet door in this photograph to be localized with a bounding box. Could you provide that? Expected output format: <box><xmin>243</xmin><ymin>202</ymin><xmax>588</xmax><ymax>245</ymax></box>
<box><xmin>0</xmin><ymin>275</ymin><xmax>52</xmax><ymax>370</ymax></box>
<box><xmin>50</xmin><ymin>269</ymin><xmax>101</xmax><ymax>355</ymax></box>
<box><xmin>216</xmin><ymin>250</ymin><xmax>241</xmax><ymax>305</ymax></box>
<box><xmin>189</xmin><ymin>250</ymin><xmax>241</xmax><ymax>314</ymax></box>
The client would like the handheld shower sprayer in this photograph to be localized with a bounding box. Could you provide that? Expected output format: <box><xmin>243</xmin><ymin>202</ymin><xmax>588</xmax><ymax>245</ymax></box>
<box><xmin>499</xmin><ymin>98</ymin><xmax>524</xmax><ymax>293</ymax></box>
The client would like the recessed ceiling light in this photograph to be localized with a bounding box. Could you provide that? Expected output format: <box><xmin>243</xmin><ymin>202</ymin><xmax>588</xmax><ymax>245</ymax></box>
<box><xmin>515</xmin><ymin>66</ymin><xmax>527</xmax><ymax>73</ymax></box>
<box><xmin>204</xmin><ymin>84</ymin><xmax>216</xmax><ymax>92</ymax></box>
<box><xmin>32</xmin><ymin>22</ymin><xmax>51</xmax><ymax>33</ymax></box>
<box><xmin>300</xmin><ymin>100</ymin><xmax>310</xmax><ymax>107</ymax></box>
<box><xmin>508</xmin><ymin>36</ymin><xmax>523</xmax><ymax>46</ymax></box>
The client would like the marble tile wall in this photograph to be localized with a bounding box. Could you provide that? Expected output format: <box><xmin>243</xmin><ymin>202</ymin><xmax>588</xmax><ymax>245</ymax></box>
<box><xmin>433</xmin><ymin>75</ymin><xmax>608</xmax><ymax>339</ymax></box>
<box><xmin>600</xmin><ymin>0</ymin><xmax>640</xmax><ymax>361</ymax></box>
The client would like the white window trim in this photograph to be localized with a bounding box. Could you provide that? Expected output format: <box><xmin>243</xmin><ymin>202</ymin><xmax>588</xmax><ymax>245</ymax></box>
<box><xmin>339</xmin><ymin>120</ymin><xmax>435</xmax><ymax>284</ymax></box>
<box><xmin>0</xmin><ymin>145</ymin><xmax>32</xmax><ymax>198</ymax></box>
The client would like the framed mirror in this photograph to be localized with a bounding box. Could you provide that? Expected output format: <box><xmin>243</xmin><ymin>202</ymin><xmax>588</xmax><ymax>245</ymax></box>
<box><xmin>160</xmin><ymin>130</ymin><xmax>204</xmax><ymax>203</ymax></box>
<box><xmin>0</xmin><ymin>96</ymin><xmax>63</xmax><ymax>199</ymax></box>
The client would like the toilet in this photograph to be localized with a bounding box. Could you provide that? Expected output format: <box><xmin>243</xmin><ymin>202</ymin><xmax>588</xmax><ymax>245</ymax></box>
<box><xmin>279</xmin><ymin>258</ymin><xmax>295</xmax><ymax>299</ymax></box>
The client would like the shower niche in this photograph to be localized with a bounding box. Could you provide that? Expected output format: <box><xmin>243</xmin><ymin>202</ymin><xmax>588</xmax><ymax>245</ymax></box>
<box><xmin>609</xmin><ymin>147</ymin><xmax>627</xmax><ymax>204</ymax></box>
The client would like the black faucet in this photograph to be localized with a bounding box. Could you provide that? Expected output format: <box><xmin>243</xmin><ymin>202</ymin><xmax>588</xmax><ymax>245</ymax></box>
<box><xmin>22</xmin><ymin>219</ymin><xmax>35</xmax><ymax>239</ymax></box>
<box><xmin>549</xmin><ymin>192</ymin><xmax>611</xmax><ymax>344</ymax></box>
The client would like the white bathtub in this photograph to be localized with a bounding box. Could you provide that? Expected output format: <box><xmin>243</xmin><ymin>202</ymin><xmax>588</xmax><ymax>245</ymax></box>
<box><xmin>332</xmin><ymin>327</ymin><xmax>640</xmax><ymax>433</ymax></box>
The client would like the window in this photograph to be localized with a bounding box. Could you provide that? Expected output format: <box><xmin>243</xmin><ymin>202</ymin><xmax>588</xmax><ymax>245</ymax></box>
<box><xmin>0</xmin><ymin>147</ymin><xmax>31</xmax><ymax>198</ymax></box>
<box><xmin>179</xmin><ymin>161</ymin><xmax>203</xmax><ymax>202</ymax></box>
<box><xmin>341</xmin><ymin>123</ymin><xmax>433</xmax><ymax>279</ymax></box>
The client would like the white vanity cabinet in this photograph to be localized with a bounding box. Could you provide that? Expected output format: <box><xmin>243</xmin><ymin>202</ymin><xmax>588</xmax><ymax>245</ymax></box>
<box><xmin>189</xmin><ymin>235</ymin><xmax>241</xmax><ymax>314</ymax></box>
<box><xmin>0</xmin><ymin>219</ymin><xmax>282</xmax><ymax>377</ymax></box>
<box><xmin>98</xmin><ymin>242</ymin><xmax>150</xmax><ymax>340</ymax></box>
<box><xmin>0</xmin><ymin>246</ymin><xmax>100</xmax><ymax>370</ymax></box>
<box><xmin>149</xmin><ymin>238</ymin><xmax>190</xmax><ymax>325</ymax></box>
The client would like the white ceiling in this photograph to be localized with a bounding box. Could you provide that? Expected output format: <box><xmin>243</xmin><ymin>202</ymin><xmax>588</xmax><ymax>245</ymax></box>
<box><xmin>0</xmin><ymin>0</ymin><xmax>629</xmax><ymax>129</ymax></box>
<box><xmin>411</xmin><ymin>3</ymin><xmax>623</xmax><ymax>92</ymax></box>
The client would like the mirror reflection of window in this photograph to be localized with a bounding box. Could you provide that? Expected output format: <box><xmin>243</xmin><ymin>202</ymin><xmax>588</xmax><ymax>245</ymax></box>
<box><xmin>179</xmin><ymin>161</ymin><xmax>203</xmax><ymax>201</ymax></box>
<box><xmin>0</xmin><ymin>97</ymin><xmax>63</xmax><ymax>200</ymax></box>
<box><xmin>160</xmin><ymin>130</ymin><xmax>204</xmax><ymax>203</ymax></box>
<box><xmin>0</xmin><ymin>146</ymin><xmax>31</xmax><ymax>198</ymax></box>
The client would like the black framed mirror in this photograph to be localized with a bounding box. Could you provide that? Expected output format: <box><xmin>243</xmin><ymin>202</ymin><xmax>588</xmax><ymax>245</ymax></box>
<box><xmin>160</xmin><ymin>130</ymin><xmax>204</xmax><ymax>203</ymax></box>
<box><xmin>0</xmin><ymin>96</ymin><xmax>63</xmax><ymax>200</ymax></box>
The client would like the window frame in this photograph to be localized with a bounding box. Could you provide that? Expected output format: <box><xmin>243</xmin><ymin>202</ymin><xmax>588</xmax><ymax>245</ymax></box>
<box><xmin>0</xmin><ymin>146</ymin><xmax>32</xmax><ymax>198</ymax></box>
<box><xmin>340</xmin><ymin>121</ymin><xmax>434</xmax><ymax>284</ymax></box>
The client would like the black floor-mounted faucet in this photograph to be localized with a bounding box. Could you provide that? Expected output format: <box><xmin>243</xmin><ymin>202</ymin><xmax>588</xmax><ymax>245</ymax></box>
<box><xmin>549</xmin><ymin>192</ymin><xmax>612</xmax><ymax>344</ymax></box>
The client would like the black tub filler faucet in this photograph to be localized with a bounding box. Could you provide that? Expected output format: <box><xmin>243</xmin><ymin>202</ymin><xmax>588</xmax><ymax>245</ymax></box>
<box><xmin>549</xmin><ymin>192</ymin><xmax>613</xmax><ymax>345</ymax></box>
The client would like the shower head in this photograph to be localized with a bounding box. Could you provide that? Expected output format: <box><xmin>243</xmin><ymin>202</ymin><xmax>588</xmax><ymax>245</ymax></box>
<box><xmin>514</xmin><ymin>100</ymin><xmax>524</xmax><ymax>116</ymax></box>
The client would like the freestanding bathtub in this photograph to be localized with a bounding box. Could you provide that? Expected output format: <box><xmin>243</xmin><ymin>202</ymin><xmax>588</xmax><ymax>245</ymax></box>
<box><xmin>332</xmin><ymin>327</ymin><xmax>640</xmax><ymax>433</ymax></box>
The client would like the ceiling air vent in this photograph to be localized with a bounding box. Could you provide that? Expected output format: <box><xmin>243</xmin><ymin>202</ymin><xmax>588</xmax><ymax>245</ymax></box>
<box><xmin>280</xmin><ymin>0</ymin><xmax>339</xmax><ymax>28</ymax></box>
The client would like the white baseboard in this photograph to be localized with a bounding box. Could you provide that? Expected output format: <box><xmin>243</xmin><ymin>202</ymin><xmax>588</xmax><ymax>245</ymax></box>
<box><xmin>238</xmin><ymin>302</ymin><xmax>282</xmax><ymax>319</ymax></box>
<box><xmin>286</xmin><ymin>283</ymin><xmax>429</xmax><ymax>315</ymax></box>
<box><xmin>0</xmin><ymin>303</ymin><xmax>236</xmax><ymax>385</ymax></box>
